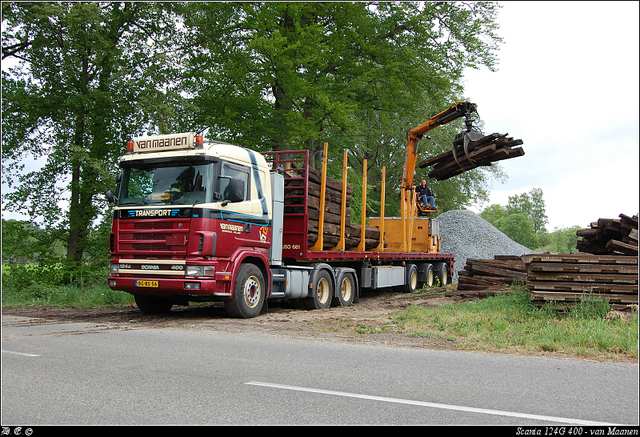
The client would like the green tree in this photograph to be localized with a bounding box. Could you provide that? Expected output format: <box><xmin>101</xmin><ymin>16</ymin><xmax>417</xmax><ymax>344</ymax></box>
<box><xmin>480</xmin><ymin>203</ymin><xmax>507</xmax><ymax>225</ymax></box>
<box><xmin>506</xmin><ymin>188</ymin><xmax>548</xmax><ymax>234</ymax></box>
<box><xmin>2</xmin><ymin>1</ymin><xmax>506</xmax><ymax>273</ymax></box>
<box><xmin>481</xmin><ymin>188</ymin><xmax>564</xmax><ymax>251</ymax></box>
<box><xmin>494</xmin><ymin>212</ymin><xmax>540</xmax><ymax>249</ymax></box>
<box><xmin>178</xmin><ymin>1</ymin><xmax>504</xmax><ymax>216</ymax></box>
<box><xmin>538</xmin><ymin>226</ymin><xmax>582</xmax><ymax>253</ymax></box>
<box><xmin>2</xmin><ymin>2</ymin><xmax>180</xmax><ymax>267</ymax></box>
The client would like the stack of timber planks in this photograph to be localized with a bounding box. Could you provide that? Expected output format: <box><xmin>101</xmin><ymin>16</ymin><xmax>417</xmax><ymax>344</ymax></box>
<box><xmin>522</xmin><ymin>253</ymin><xmax>638</xmax><ymax>310</ymax></box>
<box><xmin>449</xmin><ymin>255</ymin><xmax>527</xmax><ymax>298</ymax></box>
<box><xmin>285</xmin><ymin>167</ymin><xmax>380</xmax><ymax>250</ymax></box>
<box><xmin>418</xmin><ymin>133</ymin><xmax>524</xmax><ymax>181</ymax></box>
<box><xmin>576</xmin><ymin>213</ymin><xmax>638</xmax><ymax>256</ymax></box>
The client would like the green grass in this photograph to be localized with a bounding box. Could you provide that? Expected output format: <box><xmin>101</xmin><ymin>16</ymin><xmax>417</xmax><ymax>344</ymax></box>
<box><xmin>387</xmin><ymin>285</ymin><xmax>638</xmax><ymax>361</ymax></box>
<box><xmin>2</xmin><ymin>282</ymin><xmax>135</xmax><ymax>308</ymax></box>
<box><xmin>2</xmin><ymin>262</ymin><xmax>135</xmax><ymax>308</ymax></box>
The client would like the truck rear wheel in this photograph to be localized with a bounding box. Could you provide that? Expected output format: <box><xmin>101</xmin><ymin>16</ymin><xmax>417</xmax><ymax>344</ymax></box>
<box><xmin>332</xmin><ymin>272</ymin><xmax>355</xmax><ymax>307</ymax></box>
<box><xmin>304</xmin><ymin>269</ymin><xmax>333</xmax><ymax>310</ymax></box>
<box><xmin>135</xmin><ymin>295</ymin><xmax>173</xmax><ymax>315</ymax></box>
<box><xmin>424</xmin><ymin>263</ymin><xmax>435</xmax><ymax>288</ymax></box>
<box><xmin>402</xmin><ymin>264</ymin><xmax>419</xmax><ymax>293</ymax></box>
<box><xmin>435</xmin><ymin>262</ymin><xmax>449</xmax><ymax>286</ymax></box>
<box><xmin>225</xmin><ymin>263</ymin><xmax>265</xmax><ymax>318</ymax></box>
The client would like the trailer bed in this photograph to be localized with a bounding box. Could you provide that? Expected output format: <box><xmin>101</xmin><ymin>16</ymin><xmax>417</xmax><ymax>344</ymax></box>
<box><xmin>265</xmin><ymin>149</ymin><xmax>455</xmax><ymax>268</ymax></box>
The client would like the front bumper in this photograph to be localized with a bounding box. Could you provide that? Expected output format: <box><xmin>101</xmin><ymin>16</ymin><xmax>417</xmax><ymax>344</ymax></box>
<box><xmin>108</xmin><ymin>276</ymin><xmax>231</xmax><ymax>297</ymax></box>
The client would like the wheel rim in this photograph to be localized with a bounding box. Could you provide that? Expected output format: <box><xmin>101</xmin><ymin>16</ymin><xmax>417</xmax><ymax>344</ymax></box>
<box><xmin>317</xmin><ymin>277</ymin><xmax>331</xmax><ymax>305</ymax></box>
<box><xmin>243</xmin><ymin>275</ymin><xmax>261</xmax><ymax>308</ymax></box>
<box><xmin>441</xmin><ymin>267</ymin><xmax>448</xmax><ymax>286</ymax></box>
<box><xmin>427</xmin><ymin>269</ymin><xmax>434</xmax><ymax>287</ymax></box>
<box><xmin>340</xmin><ymin>276</ymin><xmax>353</xmax><ymax>302</ymax></box>
<box><xmin>410</xmin><ymin>269</ymin><xmax>418</xmax><ymax>290</ymax></box>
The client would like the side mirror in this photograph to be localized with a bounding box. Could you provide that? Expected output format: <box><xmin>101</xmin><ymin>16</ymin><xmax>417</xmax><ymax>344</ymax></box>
<box><xmin>106</xmin><ymin>189</ymin><xmax>117</xmax><ymax>204</ymax></box>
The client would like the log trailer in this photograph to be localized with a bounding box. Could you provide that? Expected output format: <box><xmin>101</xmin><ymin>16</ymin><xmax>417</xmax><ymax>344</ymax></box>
<box><xmin>106</xmin><ymin>102</ymin><xmax>493</xmax><ymax>318</ymax></box>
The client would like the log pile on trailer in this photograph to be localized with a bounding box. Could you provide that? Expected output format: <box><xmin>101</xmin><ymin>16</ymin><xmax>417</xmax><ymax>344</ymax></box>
<box><xmin>418</xmin><ymin>133</ymin><xmax>524</xmax><ymax>181</ymax></box>
<box><xmin>576</xmin><ymin>213</ymin><xmax>638</xmax><ymax>256</ymax></box>
<box><xmin>284</xmin><ymin>167</ymin><xmax>380</xmax><ymax>251</ymax></box>
<box><xmin>522</xmin><ymin>253</ymin><xmax>638</xmax><ymax>310</ymax></box>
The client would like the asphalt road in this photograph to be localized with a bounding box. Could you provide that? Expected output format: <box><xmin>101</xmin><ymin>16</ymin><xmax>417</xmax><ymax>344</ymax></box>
<box><xmin>2</xmin><ymin>315</ymin><xmax>638</xmax><ymax>426</ymax></box>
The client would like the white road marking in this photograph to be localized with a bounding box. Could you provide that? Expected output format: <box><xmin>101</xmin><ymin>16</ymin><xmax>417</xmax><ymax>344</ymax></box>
<box><xmin>1</xmin><ymin>349</ymin><xmax>40</xmax><ymax>357</ymax></box>
<box><xmin>246</xmin><ymin>381</ymin><xmax>613</xmax><ymax>426</ymax></box>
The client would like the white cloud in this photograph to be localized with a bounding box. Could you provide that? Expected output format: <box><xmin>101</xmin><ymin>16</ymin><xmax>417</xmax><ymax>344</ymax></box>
<box><xmin>465</xmin><ymin>1</ymin><xmax>639</xmax><ymax>230</ymax></box>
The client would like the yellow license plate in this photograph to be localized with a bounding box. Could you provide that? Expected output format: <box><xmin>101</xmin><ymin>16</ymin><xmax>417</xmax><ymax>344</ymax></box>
<box><xmin>136</xmin><ymin>280</ymin><xmax>159</xmax><ymax>288</ymax></box>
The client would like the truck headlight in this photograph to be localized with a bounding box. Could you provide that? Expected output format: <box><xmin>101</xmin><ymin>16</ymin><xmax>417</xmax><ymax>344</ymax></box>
<box><xmin>186</xmin><ymin>265</ymin><xmax>215</xmax><ymax>277</ymax></box>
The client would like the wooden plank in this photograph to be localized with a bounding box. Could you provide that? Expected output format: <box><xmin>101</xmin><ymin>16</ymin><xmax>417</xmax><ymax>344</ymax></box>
<box><xmin>527</xmin><ymin>272</ymin><xmax>638</xmax><ymax>284</ymax></box>
<box><xmin>429</xmin><ymin>144</ymin><xmax>497</xmax><ymax>175</ymax></box>
<box><xmin>529</xmin><ymin>291</ymin><xmax>638</xmax><ymax>304</ymax></box>
<box><xmin>469</xmin><ymin>263</ymin><xmax>527</xmax><ymax>280</ymax></box>
<box><xmin>307</xmin><ymin>167</ymin><xmax>353</xmax><ymax>194</ymax></box>
<box><xmin>526</xmin><ymin>281</ymin><xmax>638</xmax><ymax>294</ymax></box>
<box><xmin>526</xmin><ymin>262</ymin><xmax>638</xmax><ymax>274</ymax></box>
<box><xmin>606</xmin><ymin>239</ymin><xmax>638</xmax><ymax>256</ymax></box>
<box><xmin>458</xmin><ymin>275</ymin><xmax>511</xmax><ymax>289</ymax></box>
<box><xmin>576</xmin><ymin>240</ymin><xmax>610</xmax><ymax>254</ymax></box>
<box><xmin>419</xmin><ymin>132</ymin><xmax>525</xmax><ymax>181</ymax></box>
<box><xmin>522</xmin><ymin>253</ymin><xmax>638</xmax><ymax>265</ymax></box>
<box><xmin>466</xmin><ymin>258</ymin><xmax>526</xmax><ymax>272</ymax></box>
<box><xmin>576</xmin><ymin>228</ymin><xmax>605</xmax><ymax>239</ymax></box>
<box><xmin>494</xmin><ymin>255</ymin><xmax>524</xmax><ymax>261</ymax></box>
<box><xmin>349</xmin><ymin>223</ymin><xmax>381</xmax><ymax>240</ymax></box>
<box><xmin>307</xmin><ymin>207</ymin><xmax>351</xmax><ymax>226</ymax></box>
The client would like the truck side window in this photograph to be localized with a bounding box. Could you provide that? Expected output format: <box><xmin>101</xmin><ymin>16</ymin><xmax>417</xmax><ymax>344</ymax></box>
<box><xmin>220</xmin><ymin>162</ymin><xmax>250</xmax><ymax>201</ymax></box>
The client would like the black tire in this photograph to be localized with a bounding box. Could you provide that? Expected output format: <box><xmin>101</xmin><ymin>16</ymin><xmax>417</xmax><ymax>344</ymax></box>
<box><xmin>424</xmin><ymin>263</ymin><xmax>435</xmax><ymax>288</ymax></box>
<box><xmin>135</xmin><ymin>294</ymin><xmax>173</xmax><ymax>315</ymax></box>
<box><xmin>435</xmin><ymin>262</ymin><xmax>449</xmax><ymax>286</ymax></box>
<box><xmin>332</xmin><ymin>272</ymin><xmax>356</xmax><ymax>307</ymax></box>
<box><xmin>304</xmin><ymin>269</ymin><xmax>334</xmax><ymax>310</ymax></box>
<box><xmin>225</xmin><ymin>263</ymin><xmax>265</xmax><ymax>318</ymax></box>
<box><xmin>402</xmin><ymin>264</ymin><xmax>419</xmax><ymax>293</ymax></box>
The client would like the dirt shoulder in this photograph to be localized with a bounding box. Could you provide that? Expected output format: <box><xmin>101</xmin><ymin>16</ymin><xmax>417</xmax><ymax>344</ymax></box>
<box><xmin>3</xmin><ymin>290</ymin><xmax>637</xmax><ymax>363</ymax></box>
<box><xmin>1</xmin><ymin>289</ymin><xmax>461</xmax><ymax>349</ymax></box>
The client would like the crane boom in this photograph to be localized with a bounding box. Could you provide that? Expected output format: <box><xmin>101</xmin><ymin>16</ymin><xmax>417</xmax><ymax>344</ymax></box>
<box><xmin>401</xmin><ymin>101</ymin><xmax>477</xmax><ymax>192</ymax></box>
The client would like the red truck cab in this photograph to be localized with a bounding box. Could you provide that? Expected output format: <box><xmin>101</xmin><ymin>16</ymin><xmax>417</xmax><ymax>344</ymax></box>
<box><xmin>108</xmin><ymin>132</ymin><xmax>275</xmax><ymax>317</ymax></box>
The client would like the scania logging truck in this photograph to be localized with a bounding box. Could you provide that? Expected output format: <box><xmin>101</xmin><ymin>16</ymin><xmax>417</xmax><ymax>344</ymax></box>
<box><xmin>107</xmin><ymin>102</ymin><xmax>487</xmax><ymax>318</ymax></box>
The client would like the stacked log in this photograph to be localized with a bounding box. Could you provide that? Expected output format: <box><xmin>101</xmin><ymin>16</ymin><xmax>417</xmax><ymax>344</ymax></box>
<box><xmin>418</xmin><ymin>133</ymin><xmax>524</xmax><ymax>181</ymax></box>
<box><xmin>284</xmin><ymin>167</ymin><xmax>380</xmax><ymax>250</ymax></box>
<box><xmin>576</xmin><ymin>214</ymin><xmax>638</xmax><ymax>256</ymax></box>
<box><xmin>522</xmin><ymin>253</ymin><xmax>639</xmax><ymax>310</ymax></box>
<box><xmin>449</xmin><ymin>255</ymin><xmax>527</xmax><ymax>298</ymax></box>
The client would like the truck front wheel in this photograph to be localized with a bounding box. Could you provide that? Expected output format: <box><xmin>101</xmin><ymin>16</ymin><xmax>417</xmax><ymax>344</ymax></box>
<box><xmin>226</xmin><ymin>263</ymin><xmax>265</xmax><ymax>318</ymax></box>
<box><xmin>135</xmin><ymin>295</ymin><xmax>173</xmax><ymax>315</ymax></box>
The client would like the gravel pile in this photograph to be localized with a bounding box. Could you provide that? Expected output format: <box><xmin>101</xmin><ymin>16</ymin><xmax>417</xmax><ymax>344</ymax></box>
<box><xmin>436</xmin><ymin>209</ymin><xmax>536</xmax><ymax>279</ymax></box>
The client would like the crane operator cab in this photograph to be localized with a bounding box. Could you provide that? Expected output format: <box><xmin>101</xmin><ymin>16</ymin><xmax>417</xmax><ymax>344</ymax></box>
<box><xmin>415</xmin><ymin>179</ymin><xmax>437</xmax><ymax>216</ymax></box>
<box><xmin>416</xmin><ymin>197</ymin><xmax>437</xmax><ymax>215</ymax></box>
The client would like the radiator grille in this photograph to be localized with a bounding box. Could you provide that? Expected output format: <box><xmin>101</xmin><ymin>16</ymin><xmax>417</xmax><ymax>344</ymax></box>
<box><xmin>116</xmin><ymin>219</ymin><xmax>190</xmax><ymax>255</ymax></box>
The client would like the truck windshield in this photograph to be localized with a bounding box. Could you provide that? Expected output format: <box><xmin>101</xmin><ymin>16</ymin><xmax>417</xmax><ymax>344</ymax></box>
<box><xmin>118</xmin><ymin>162</ymin><xmax>214</xmax><ymax>206</ymax></box>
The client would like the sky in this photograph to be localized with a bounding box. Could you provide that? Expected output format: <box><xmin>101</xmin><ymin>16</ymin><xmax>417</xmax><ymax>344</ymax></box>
<box><xmin>463</xmin><ymin>1</ymin><xmax>639</xmax><ymax>230</ymax></box>
<box><xmin>2</xmin><ymin>1</ymin><xmax>639</xmax><ymax>232</ymax></box>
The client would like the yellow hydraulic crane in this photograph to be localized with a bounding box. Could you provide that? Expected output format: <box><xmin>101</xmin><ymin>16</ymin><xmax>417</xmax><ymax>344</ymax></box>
<box><xmin>400</xmin><ymin>101</ymin><xmax>479</xmax><ymax>220</ymax></box>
